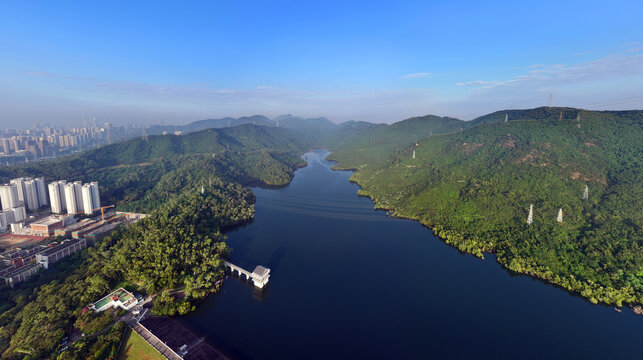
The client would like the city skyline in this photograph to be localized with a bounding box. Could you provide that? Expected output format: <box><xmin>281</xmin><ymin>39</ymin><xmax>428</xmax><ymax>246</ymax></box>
<box><xmin>1</xmin><ymin>1</ymin><xmax>642</xmax><ymax>127</ymax></box>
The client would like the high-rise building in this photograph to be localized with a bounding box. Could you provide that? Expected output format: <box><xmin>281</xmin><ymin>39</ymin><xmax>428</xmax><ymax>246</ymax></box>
<box><xmin>90</xmin><ymin>182</ymin><xmax>100</xmax><ymax>210</ymax></box>
<box><xmin>1</xmin><ymin>139</ymin><xmax>9</xmax><ymax>154</ymax></box>
<box><xmin>82</xmin><ymin>184</ymin><xmax>94</xmax><ymax>215</ymax></box>
<box><xmin>0</xmin><ymin>205</ymin><xmax>27</xmax><ymax>230</ymax></box>
<box><xmin>35</xmin><ymin>178</ymin><xmax>47</xmax><ymax>206</ymax></box>
<box><xmin>73</xmin><ymin>181</ymin><xmax>84</xmax><ymax>213</ymax></box>
<box><xmin>23</xmin><ymin>180</ymin><xmax>39</xmax><ymax>211</ymax></box>
<box><xmin>48</xmin><ymin>181</ymin><xmax>67</xmax><ymax>214</ymax></box>
<box><xmin>10</xmin><ymin>178</ymin><xmax>26</xmax><ymax>204</ymax></box>
<box><xmin>58</xmin><ymin>180</ymin><xmax>67</xmax><ymax>210</ymax></box>
<box><xmin>13</xmin><ymin>205</ymin><xmax>26</xmax><ymax>223</ymax></box>
<box><xmin>64</xmin><ymin>183</ymin><xmax>78</xmax><ymax>214</ymax></box>
<box><xmin>0</xmin><ymin>184</ymin><xmax>20</xmax><ymax>210</ymax></box>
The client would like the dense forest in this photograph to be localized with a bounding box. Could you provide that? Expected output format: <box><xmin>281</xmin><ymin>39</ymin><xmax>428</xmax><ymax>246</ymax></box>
<box><xmin>0</xmin><ymin>126</ymin><xmax>307</xmax><ymax>359</ymax></box>
<box><xmin>0</xmin><ymin>107</ymin><xmax>640</xmax><ymax>359</ymax></box>
<box><xmin>336</xmin><ymin>108</ymin><xmax>642</xmax><ymax>307</ymax></box>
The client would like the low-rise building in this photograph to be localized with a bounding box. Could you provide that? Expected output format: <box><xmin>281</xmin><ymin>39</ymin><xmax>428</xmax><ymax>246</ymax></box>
<box><xmin>54</xmin><ymin>219</ymin><xmax>97</xmax><ymax>238</ymax></box>
<box><xmin>89</xmin><ymin>288</ymin><xmax>138</xmax><ymax>312</ymax></box>
<box><xmin>30</xmin><ymin>215</ymin><xmax>75</xmax><ymax>236</ymax></box>
<box><xmin>35</xmin><ymin>238</ymin><xmax>86</xmax><ymax>269</ymax></box>
<box><xmin>85</xmin><ymin>221</ymin><xmax>124</xmax><ymax>244</ymax></box>
<box><xmin>71</xmin><ymin>221</ymin><xmax>106</xmax><ymax>239</ymax></box>
<box><xmin>2</xmin><ymin>263</ymin><xmax>42</xmax><ymax>287</ymax></box>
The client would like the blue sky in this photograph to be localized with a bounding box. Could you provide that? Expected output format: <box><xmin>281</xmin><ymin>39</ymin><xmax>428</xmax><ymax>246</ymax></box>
<box><xmin>1</xmin><ymin>0</ymin><xmax>642</xmax><ymax>127</ymax></box>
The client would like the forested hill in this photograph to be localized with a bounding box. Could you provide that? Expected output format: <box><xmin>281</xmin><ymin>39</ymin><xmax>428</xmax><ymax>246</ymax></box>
<box><xmin>274</xmin><ymin>114</ymin><xmax>336</xmax><ymax>130</ymax></box>
<box><xmin>467</xmin><ymin>106</ymin><xmax>642</xmax><ymax>126</ymax></box>
<box><xmin>146</xmin><ymin>115</ymin><xmax>274</xmax><ymax>135</ymax></box>
<box><xmin>343</xmin><ymin>109</ymin><xmax>643</xmax><ymax>306</ymax></box>
<box><xmin>0</xmin><ymin>124</ymin><xmax>308</xmax><ymax>211</ymax></box>
<box><xmin>146</xmin><ymin>114</ymin><xmax>337</xmax><ymax>135</ymax></box>
<box><xmin>85</xmin><ymin>124</ymin><xmax>306</xmax><ymax>166</ymax></box>
<box><xmin>0</xmin><ymin>123</ymin><xmax>310</xmax><ymax>359</ymax></box>
<box><xmin>324</xmin><ymin>114</ymin><xmax>464</xmax><ymax>169</ymax></box>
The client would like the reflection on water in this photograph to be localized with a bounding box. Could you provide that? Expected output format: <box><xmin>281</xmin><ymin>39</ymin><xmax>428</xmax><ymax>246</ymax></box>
<box><xmin>181</xmin><ymin>149</ymin><xmax>643</xmax><ymax>360</ymax></box>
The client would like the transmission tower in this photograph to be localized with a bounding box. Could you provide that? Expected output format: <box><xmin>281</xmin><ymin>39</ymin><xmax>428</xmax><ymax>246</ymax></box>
<box><xmin>527</xmin><ymin>204</ymin><xmax>534</xmax><ymax>225</ymax></box>
<box><xmin>548</xmin><ymin>93</ymin><xmax>553</xmax><ymax>107</ymax></box>
<box><xmin>557</xmin><ymin>208</ymin><xmax>563</xmax><ymax>223</ymax></box>
<box><xmin>583</xmin><ymin>185</ymin><xmax>589</xmax><ymax>200</ymax></box>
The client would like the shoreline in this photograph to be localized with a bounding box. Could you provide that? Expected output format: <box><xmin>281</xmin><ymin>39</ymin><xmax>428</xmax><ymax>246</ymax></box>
<box><xmin>325</xmin><ymin>151</ymin><xmax>642</xmax><ymax>313</ymax></box>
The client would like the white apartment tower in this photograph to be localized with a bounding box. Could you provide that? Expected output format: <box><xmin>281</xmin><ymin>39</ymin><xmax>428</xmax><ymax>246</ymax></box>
<box><xmin>58</xmin><ymin>180</ymin><xmax>67</xmax><ymax>210</ymax></box>
<box><xmin>35</xmin><ymin>178</ymin><xmax>47</xmax><ymax>206</ymax></box>
<box><xmin>82</xmin><ymin>184</ymin><xmax>94</xmax><ymax>215</ymax></box>
<box><xmin>0</xmin><ymin>184</ymin><xmax>20</xmax><ymax>210</ymax></box>
<box><xmin>49</xmin><ymin>181</ymin><xmax>68</xmax><ymax>214</ymax></box>
<box><xmin>23</xmin><ymin>179</ymin><xmax>39</xmax><ymax>211</ymax></box>
<box><xmin>64</xmin><ymin>183</ymin><xmax>79</xmax><ymax>214</ymax></box>
<box><xmin>10</xmin><ymin>178</ymin><xmax>26</xmax><ymax>205</ymax></box>
<box><xmin>81</xmin><ymin>182</ymin><xmax>101</xmax><ymax>215</ymax></box>
<box><xmin>90</xmin><ymin>182</ymin><xmax>100</xmax><ymax>210</ymax></box>
<box><xmin>7</xmin><ymin>177</ymin><xmax>48</xmax><ymax>211</ymax></box>
<box><xmin>73</xmin><ymin>181</ymin><xmax>84</xmax><ymax>213</ymax></box>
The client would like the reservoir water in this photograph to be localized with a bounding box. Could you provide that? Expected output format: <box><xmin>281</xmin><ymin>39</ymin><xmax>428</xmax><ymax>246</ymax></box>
<box><xmin>182</xmin><ymin>149</ymin><xmax>642</xmax><ymax>359</ymax></box>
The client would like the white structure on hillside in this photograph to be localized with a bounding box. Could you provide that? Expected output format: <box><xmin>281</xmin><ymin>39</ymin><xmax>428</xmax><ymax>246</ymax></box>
<box><xmin>90</xmin><ymin>288</ymin><xmax>138</xmax><ymax>312</ymax></box>
<box><xmin>582</xmin><ymin>184</ymin><xmax>589</xmax><ymax>200</ymax></box>
<box><xmin>557</xmin><ymin>208</ymin><xmax>563</xmax><ymax>223</ymax></box>
<box><xmin>527</xmin><ymin>204</ymin><xmax>533</xmax><ymax>225</ymax></box>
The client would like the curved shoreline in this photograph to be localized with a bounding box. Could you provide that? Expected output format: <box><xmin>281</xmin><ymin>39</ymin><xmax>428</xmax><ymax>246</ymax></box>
<box><xmin>326</xmin><ymin>153</ymin><xmax>642</xmax><ymax>313</ymax></box>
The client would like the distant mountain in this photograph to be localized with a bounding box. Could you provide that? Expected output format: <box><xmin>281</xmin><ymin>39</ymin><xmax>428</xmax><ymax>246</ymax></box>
<box><xmin>466</xmin><ymin>106</ymin><xmax>623</xmax><ymax>126</ymax></box>
<box><xmin>147</xmin><ymin>114</ymin><xmax>340</xmax><ymax>135</ymax></box>
<box><xmin>274</xmin><ymin>114</ymin><xmax>336</xmax><ymax>130</ymax></box>
<box><xmin>326</xmin><ymin>114</ymin><xmax>464</xmax><ymax>169</ymax></box>
<box><xmin>146</xmin><ymin>115</ymin><xmax>274</xmax><ymax>135</ymax></box>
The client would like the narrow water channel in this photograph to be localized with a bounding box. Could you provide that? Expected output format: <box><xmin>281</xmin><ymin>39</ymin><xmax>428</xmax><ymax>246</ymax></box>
<box><xmin>181</xmin><ymin>149</ymin><xmax>642</xmax><ymax>360</ymax></box>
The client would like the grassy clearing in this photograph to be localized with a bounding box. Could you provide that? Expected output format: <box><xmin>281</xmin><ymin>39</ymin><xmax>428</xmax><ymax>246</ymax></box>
<box><xmin>117</xmin><ymin>327</ymin><xmax>165</xmax><ymax>360</ymax></box>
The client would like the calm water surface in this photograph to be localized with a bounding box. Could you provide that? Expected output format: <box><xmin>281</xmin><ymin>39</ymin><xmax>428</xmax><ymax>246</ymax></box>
<box><xmin>182</xmin><ymin>149</ymin><xmax>642</xmax><ymax>359</ymax></box>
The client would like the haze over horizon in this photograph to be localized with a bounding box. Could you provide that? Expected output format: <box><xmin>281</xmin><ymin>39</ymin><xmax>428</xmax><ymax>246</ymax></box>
<box><xmin>1</xmin><ymin>0</ymin><xmax>642</xmax><ymax>128</ymax></box>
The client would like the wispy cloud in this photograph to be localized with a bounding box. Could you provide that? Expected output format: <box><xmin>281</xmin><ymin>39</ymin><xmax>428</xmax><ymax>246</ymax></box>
<box><xmin>456</xmin><ymin>80</ymin><xmax>502</xmax><ymax>86</ymax></box>
<box><xmin>402</xmin><ymin>72</ymin><xmax>432</xmax><ymax>79</ymax></box>
<box><xmin>574</xmin><ymin>51</ymin><xmax>590</xmax><ymax>56</ymax></box>
<box><xmin>456</xmin><ymin>47</ymin><xmax>643</xmax><ymax>91</ymax></box>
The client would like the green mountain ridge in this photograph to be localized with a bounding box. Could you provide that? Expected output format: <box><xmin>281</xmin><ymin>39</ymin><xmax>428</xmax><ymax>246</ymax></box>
<box><xmin>338</xmin><ymin>108</ymin><xmax>643</xmax><ymax>306</ymax></box>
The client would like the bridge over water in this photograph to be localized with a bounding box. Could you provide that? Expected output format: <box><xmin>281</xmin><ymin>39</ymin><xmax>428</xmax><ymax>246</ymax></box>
<box><xmin>224</xmin><ymin>261</ymin><xmax>270</xmax><ymax>289</ymax></box>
